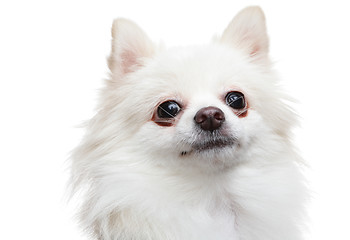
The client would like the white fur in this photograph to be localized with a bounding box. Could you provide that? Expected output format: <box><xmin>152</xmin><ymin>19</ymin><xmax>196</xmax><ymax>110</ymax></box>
<box><xmin>70</xmin><ymin>6</ymin><xmax>307</xmax><ymax>240</ymax></box>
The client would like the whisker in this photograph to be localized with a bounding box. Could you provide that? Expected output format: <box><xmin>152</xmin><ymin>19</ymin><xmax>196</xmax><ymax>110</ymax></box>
<box><xmin>235</xmin><ymin>107</ymin><xmax>251</xmax><ymax>117</ymax></box>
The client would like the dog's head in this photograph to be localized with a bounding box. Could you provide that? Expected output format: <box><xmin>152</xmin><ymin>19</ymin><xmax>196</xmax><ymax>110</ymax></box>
<box><xmin>90</xmin><ymin>7</ymin><xmax>296</xmax><ymax>172</ymax></box>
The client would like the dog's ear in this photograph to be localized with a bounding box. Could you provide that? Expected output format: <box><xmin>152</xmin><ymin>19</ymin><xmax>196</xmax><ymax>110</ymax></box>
<box><xmin>221</xmin><ymin>6</ymin><xmax>269</xmax><ymax>63</ymax></box>
<box><xmin>108</xmin><ymin>19</ymin><xmax>155</xmax><ymax>75</ymax></box>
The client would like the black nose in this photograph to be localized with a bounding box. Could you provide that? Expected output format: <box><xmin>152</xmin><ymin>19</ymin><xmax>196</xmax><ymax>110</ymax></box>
<box><xmin>194</xmin><ymin>106</ymin><xmax>225</xmax><ymax>131</ymax></box>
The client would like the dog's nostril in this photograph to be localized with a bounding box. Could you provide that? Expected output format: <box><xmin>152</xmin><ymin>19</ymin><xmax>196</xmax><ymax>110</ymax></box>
<box><xmin>194</xmin><ymin>106</ymin><xmax>225</xmax><ymax>131</ymax></box>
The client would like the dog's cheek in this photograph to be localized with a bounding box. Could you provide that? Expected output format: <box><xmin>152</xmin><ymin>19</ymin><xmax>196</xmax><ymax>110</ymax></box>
<box><xmin>173</xmin><ymin>114</ymin><xmax>197</xmax><ymax>143</ymax></box>
<box><xmin>134</xmin><ymin>122</ymin><xmax>179</xmax><ymax>154</ymax></box>
<box><xmin>239</xmin><ymin>111</ymin><xmax>269</xmax><ymax>148</ymax></box>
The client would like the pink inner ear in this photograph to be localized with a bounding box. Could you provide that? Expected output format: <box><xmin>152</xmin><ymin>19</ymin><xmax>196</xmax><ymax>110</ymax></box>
<box><xmin>237</xmin><ymin>31</ymin><xmax>263</xmax><ymax>57</ymax></box>
<box><xmin>121</xmin><ymin>51</ymin><xmax>138</xmax><ymax>74</ymax></box>
<box><xmin>249</xmin><ymin>45</ymin><xmax>260</xmax><ymax>57</ymax></box>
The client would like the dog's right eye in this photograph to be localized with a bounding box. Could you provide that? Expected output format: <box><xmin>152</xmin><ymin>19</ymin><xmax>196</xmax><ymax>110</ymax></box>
<box><xmin>157</xmin><ymin>101</ymin><xmax>181</xmax><ymax>118</ymax></box>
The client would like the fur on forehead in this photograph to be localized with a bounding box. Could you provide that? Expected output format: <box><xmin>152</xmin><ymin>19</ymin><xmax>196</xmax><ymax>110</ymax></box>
<box><xmin>115</xmin><ymin>44</ymin><xmax>271</xmax><ymax>101</ymax></box>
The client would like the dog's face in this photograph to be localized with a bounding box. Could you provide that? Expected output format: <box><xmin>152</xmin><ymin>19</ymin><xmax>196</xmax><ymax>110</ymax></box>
<box><xmin>98</xmin><ymin>7</ymin><xmax>295</xmax><ymax>172</ymax></box>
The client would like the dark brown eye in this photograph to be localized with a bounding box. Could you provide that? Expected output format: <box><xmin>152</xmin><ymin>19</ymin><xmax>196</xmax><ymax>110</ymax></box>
<box><xmin>225</xmin><ymin>91</ymin><xmax>246</xmax><ymax>109</ymax></box>
<box><xmin>157</xmin><ymin>101</ymin><xmax>181</xmax><ymax>118</ymax></box>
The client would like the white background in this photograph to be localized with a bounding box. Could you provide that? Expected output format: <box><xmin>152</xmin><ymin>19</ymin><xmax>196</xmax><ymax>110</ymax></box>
<box><xmin>0</xmin><ymin>0</ymin><xmax>349</xmax><ymax>239</ymax></box>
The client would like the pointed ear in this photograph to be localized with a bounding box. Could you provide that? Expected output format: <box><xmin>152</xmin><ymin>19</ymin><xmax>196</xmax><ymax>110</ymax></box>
<box><xmin>221</xmin><ymin>6</ymin><xmax>269</xmax><ymax>62</ymax></box>
<box><xmin>108</xmin><ymin>19</ymin><xmax>155</xmax><ymax>75</ymax></box>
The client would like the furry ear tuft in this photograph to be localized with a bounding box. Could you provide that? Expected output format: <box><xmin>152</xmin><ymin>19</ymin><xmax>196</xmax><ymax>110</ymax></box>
<box><xmin>221</xmin><ymin>6</ymin><xmax>269</xmax><ymax>63</ymax></box>
<box><xmin>108</xmin><ymin>19</ymin><xmax>155</xmax><ymax>75</ymax></box>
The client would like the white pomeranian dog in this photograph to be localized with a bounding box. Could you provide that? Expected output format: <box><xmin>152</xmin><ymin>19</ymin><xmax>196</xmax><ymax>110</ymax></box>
<box><xmin>70</xmin><ymin>6</ymin><xmax>307</xmax><ymax>240</ymax></box>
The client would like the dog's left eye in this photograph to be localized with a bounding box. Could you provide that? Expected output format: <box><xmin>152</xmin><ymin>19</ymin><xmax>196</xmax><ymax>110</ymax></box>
<box><xmin>225</xmin><ymin>91</ymin><xmax>246</xmax><ymax>109</ymax></box>
<box><xmin>157</xmin><ymin>101</ymin><xmax>181</xmax><ymax>118</ymax></box>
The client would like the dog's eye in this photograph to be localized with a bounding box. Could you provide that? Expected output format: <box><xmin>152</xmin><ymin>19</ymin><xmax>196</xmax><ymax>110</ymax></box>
<box><xmin>157</xmin><ymin>101</ymin><xmax>181</xmax><ymax>118</ymax></box>
<box><xmin>225</xmin><ymin>91</ymin><xmax>246</xmax><ymax>109</ymax></box>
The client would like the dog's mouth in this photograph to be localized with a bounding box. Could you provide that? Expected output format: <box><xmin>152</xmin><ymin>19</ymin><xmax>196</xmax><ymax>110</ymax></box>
<box><xmin>180</xmin><ymin>137</ymin><xmax>236</xmax><ymax>156</ymax></box>
<box><xmin>193</xmin><ymin>139</ymin><xmax>235</xmax><ymax>151</ymax></box>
